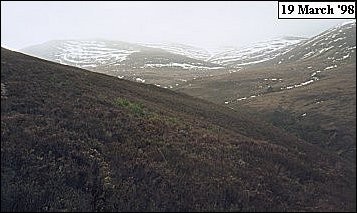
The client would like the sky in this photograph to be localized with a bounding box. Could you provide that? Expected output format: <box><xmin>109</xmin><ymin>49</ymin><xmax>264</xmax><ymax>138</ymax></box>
<box><xmin>1</xmin><ymin>1</ymin><xmax>351</xmax><ymax>51</ymax></box>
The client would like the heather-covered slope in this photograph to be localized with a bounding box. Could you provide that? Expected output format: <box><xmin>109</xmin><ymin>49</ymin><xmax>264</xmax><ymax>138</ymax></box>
<box><xmin>1</xmin><ymin>48</ymin><xmax>355</xmax><ymax>211</ymax></box>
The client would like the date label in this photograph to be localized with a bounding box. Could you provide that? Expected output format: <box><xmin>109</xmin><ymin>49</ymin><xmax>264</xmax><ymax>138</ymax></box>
<box><xmin>279</xmin><ymin>2</ymin><xmax>356</xmax><ymax>19</ymax></box>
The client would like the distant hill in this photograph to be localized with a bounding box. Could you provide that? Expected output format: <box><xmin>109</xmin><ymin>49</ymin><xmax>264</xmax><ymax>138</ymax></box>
<box><xmin>21</xmin><ymin>40</ymin><xmax>224</xmax><ymax>87</ymax></box>
<box><xmin>140</xmin><ymin>42</ymin><xmax>212</xmax><ymax>61</ymax></box>
<box><xmin>269</xmin><ymin>20</ymin><xmax>356</xmax><ymax>65</ymax></box>
<box><xmin>1</xmin><ymin>48</ymin><xmax>355</xmax><ymax>211</ymax></box>
<box><xmin>207</xmin><ymin>36</ymin><xmax>306</xmax><ymax>67</ymax></box>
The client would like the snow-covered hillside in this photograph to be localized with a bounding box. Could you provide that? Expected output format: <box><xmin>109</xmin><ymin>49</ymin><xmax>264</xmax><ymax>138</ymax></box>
<box><xmin>21</xmin><ymin>40</ymin><xmax>223</xmax><ymax>71</ymax></box>
<box><xmin>21</xmin><ymin>40</ymin><xmax>143</xmax><ymax>68</ymax></box>
<box><xmin>19</xmin><ymin>20</ymin><xmax>355</xmax><ymax>88</ymax></box>
<box><xmin>141</xmin><ymin>42</ymin><xmax>212</xmax><ymax>61</ymax></box>
<box><xmin>272</xmin><ymin>20</ymin><xmax>356</xmax><ymax>65</ymax></box>
<box><xmin>207</xmin><ymin>36</ymin><xmax>306</xmax><ymax>67</ymax></box>
<box><xmin>53</xmin><ymin>41</ymin><xmax>139</xmax><ymax>68</ymax></box>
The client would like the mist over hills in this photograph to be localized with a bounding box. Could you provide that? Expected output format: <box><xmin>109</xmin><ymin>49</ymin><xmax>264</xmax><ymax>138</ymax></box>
<box><xmin>21</xmin><ymin>40</ymin><xmax>224</xmax><ymax>87</ymax></box>
<box><xmin>20</xmin><ymin>21</ymin><xmax>355</xmax><ymax>87</ymax></box>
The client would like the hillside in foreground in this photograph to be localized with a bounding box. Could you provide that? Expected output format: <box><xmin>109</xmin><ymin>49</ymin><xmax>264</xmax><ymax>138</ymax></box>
<box><xmin>1</xmin><ymin>48</ymin><xmax>355</xmax><ymax>211</ymax></box>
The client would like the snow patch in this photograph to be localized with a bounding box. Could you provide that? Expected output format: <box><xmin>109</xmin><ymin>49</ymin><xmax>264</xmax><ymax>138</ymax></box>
<box><xmin>324</xmin><ymin>65</ymin><xmax>337</xmax><ymax>70</ymax></box>
<box><xmin>135</xmin><ymin>78</ymin><xmax>145</xmax><ymax>83</ymax></box>
<box><xmin>143</xmin><ymin>63</ymin><xmax>223</xmax><ymax>70</ymax></box>
<box><xmin>237</xmin><ymin>97</ymin><xmax>247</xmax><ymax>101</ymax></box>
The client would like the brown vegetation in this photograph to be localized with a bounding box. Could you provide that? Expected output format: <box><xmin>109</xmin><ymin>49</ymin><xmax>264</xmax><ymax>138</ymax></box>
<box><xmin>1</xmin><ymin>48</ymin><xmax>355</xmax><ymax>211</ymax></box>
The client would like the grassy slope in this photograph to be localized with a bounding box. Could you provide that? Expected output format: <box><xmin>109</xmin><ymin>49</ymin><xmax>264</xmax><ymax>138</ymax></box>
<box><xmin>1</xmin><ymin>48</ymin><xmax>355</xmax><ymax>211</ymax></box>
<box><xmin>236</xmin><ymin>62</ymin><xmax>356</xmax><ymax>159</ymax></box>
<box><xmin>177</xmin><ymin>56</ymin><xmax>356</xmax><ymax>161</ymax></box>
